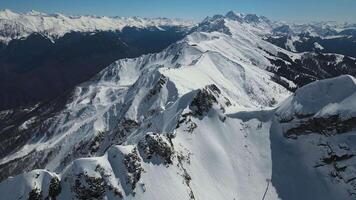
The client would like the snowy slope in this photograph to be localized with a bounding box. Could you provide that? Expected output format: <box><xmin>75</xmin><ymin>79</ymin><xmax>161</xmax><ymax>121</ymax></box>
<box><xmin>0</xmin><ymin>9</ymin><xmax>194</xmax><ymax>43</ymax></box>
<box><xmin>0</xmin><ymin>11</ymin><xmax>356</xmax><ymax>200</ymax></box>
<box><xmin>1</xmin><ymin>74</ymin><xmax>355</xmax><ymax>200</ymax></box>
<box><xmin>271</xmin><ymin>75</ymin><xmax>356</xmax><ymax>199</ymax></box>
<box><xmin>0</xmin><ymin>18</ymin><xmax>291</xmax><ymax>172</ymax></box>
<box><xmin>277</xmin><ymin>75</ymin><xmax>356</xmax><ymax>120</ymax></box>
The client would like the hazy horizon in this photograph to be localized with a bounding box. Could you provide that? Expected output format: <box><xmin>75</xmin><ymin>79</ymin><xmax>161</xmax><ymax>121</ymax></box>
<box><xmin>0</xmin><ymin>0</ymin><xmax>355</xmax><ymax>23</ymax></box>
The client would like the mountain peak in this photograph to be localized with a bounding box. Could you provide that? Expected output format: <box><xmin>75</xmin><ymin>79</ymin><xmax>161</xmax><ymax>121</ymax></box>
<box><xmin>0</xmin><ymin>9</ymin><xmax>18</xmax><ymax>18</ymax></box>
<box><xmin>225</xmin><ymin>11</ymin><xmax>270</xmax><ymax>24</ymax></box>
<box><xmin>225</xmin><ymin>11</ymin><xmax>244</xmax><ymax>20</ymax></box>
<box><xmin>26</xmin><ymin>10</ymin><xmax>47</xmax><ymax>16</ymax></box>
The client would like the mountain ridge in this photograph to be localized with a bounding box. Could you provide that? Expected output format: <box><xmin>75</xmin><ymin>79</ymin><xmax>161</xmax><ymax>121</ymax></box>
<box><xmin>0</xmin><ymin>9</ymin><xmax>195</xmax><ymax>43</ymax></box>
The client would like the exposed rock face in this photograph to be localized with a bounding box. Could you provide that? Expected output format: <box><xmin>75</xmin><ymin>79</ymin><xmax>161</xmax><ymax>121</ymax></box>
<box><xmin>176</xmin><ymin>84</ymin><xmax>230</xmax><ymax>133</ymax></box>
<box><xmin>72</xmin><ymin>172</ymin><xmax>107</xmax><ymax>200</ymax></box>
<box><xmin>285</xmin><ymin>115</ymin><xmax>356</xmax><ymax>138</ymax></box>
<box><xmin>146</xmin><ymin>75</ymin><xmax>168</xmax><ymax>101</ymax></box>
<box><xmin>28</xmin><ymin>188</ymin><xmax>43</xmax><ymax>200</ymax></box>
<box><xmin>189</xmin><ymin>87</ymin><xmax>218</xmax><ymax>117</ymax></box>
<box><xmin>267</xmin><ymin>52</ymin><xmax>356</xmax><ymax>89</ymax></box>
<box><xmin>266</xmin><ymin>33</ymin><xmax>356</xmax><ymax>58</ymax></box>
<box><xmin>113</xmin><ymin>119</ymin><xmax>140</xmax><ymax>144</ymax></box>
<box><xmin>189</xmin><ymin>84</ymin><xmax>230</xmax><ymax>117</ymax></box>
<box><xmin>48</xmin><ymin>176</ymin><xmax>62</xmax><ymax>199</ymax></box>
<box><xmin>123</xmin><ymin>148</ymin><xmax>144</xmax><ymax>192</ymax></box>
<box><xmin>138</xmin><ymin>133</ymin><xmax>174</xmax><ymax>165</ymax></box>
<box><xmin>314</xmin><ymin>141</ymin><xmax>356</xmax><ymax>197</ymax></box>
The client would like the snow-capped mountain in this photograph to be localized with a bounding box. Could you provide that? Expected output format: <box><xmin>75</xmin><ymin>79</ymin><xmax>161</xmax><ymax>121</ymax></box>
<box><xmin>268</xmin><ymin>21</ymin><xmax>356</xmax><ymax>58</ymax></box>
<box><xmin>193</xmin><ymin>11</ymin><xmax>356</xmax><ymax>89</ymax></box>
<box><xmin>0</xmin><ymin>11</ymin><xmax>356</xmax><ymax>200</ymax></box>
<box><xmin>0</xmin><ymin>9</ymin><xmax>194</xmax><ymax>43</ymax></box>
<box><xmin>273</xmin><ymin>21</ymin><xmax>356</xmax><ymax>37</ymax></box>
<box><xmin>0</xmin><ymin>10</ymin><xmax>193</xmax><ymax>110</ymax></box>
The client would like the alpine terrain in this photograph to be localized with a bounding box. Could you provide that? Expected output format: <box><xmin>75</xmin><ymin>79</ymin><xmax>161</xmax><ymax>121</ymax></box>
<box><xmin>0</xmin><ymin>9</ymin><xmax>193</xmax><ymax>110</ymax></box>
<box><xmin>0</xmin><ymin>11</ymin><xmax>356</xmax><ymax>200</ymax></box>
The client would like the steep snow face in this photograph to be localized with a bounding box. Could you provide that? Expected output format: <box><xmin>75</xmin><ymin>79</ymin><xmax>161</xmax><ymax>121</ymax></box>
<box><xmin>271</xmin><ymin>75</ymin><xmax>356</xmax><ymax>200</ymax></box>
<box><xmin>0</xmin><ymin>113</ymin><xmax>279</xmax><ymax>200</ymax></box>
<box><xmin>277</xmin><ymin>75</ymin><xmax>356</xmax><ymax>120</ymax></box>
<box><xmin>0</xmin><ymin>9</ymin><xmax>195</xmax><ymax>43</ymax></box>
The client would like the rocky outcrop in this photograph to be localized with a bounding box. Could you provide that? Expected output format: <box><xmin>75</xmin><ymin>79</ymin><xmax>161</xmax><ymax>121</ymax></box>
<box><xmin>48</xmin><ymin>176</ymin><xmax>61</xmax><ymax>199</ymax></box>
<box><xmin>189</xmin><ymin>86</ymin><xmax>218</xmax><ymax>117</ymax></box>
<box><xmin>123</xmin><ymin>148</ymin><xmax>144</xmax><ymax>192</ymax></box>
<box><xmin>138</xmin><ymin>133</ymin><xmax>174</xmax><ymax>165</ymax></box>
<box><xmin>285</xmin><ymin>115</ymin><xmax>356</xmax><ymax>138</ymax></box>
<box><xmin>28</xmin><ymin>188</ymin><xmax>43</xmax><ymax>200</ymax></box>
<box><xmin>72</xmin><ymin>172</ymin><xmax>107</xmax><ymax>200</ymax></box>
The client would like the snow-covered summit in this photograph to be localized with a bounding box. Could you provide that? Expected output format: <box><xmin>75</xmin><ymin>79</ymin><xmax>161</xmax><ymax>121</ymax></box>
<box><xmin>0</xmin><ymin>9</ymin><xmax>195</xmax><ymax>42</ymax></box>
<box><xmin>225</xmin><ymin>11</ymin><xmax>271</xmax><ymax>24</ymax></box>
<box><xmin>197</xmin><ymin>11</ymin><xmax>273</xmax><ymax>36</ymax></box>
<box><xmin>202</xmin><ymin>11</ymin><xmax>356</xmax><ymax>38</ymax></box>
<box><xmin>202</xmin><ymin>11</ymin><xmax>271</xmax><ymax>25</ymax></box>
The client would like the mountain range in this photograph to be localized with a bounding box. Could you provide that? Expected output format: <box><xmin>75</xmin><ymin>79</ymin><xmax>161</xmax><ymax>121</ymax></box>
<box><xmin>0</xmin><ymin>9</ymin><xmax>193</xmax><ymax>110</ymax></box>
<box><xmin>0</xmin><ymin>10</ymin><xmax>356</xmax><ymax>200</ymax></box>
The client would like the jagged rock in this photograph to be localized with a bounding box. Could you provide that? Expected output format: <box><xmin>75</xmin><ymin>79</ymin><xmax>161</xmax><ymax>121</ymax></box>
<box><xmin>145</xmin><ymin>75</ymin><xmax>167</xmax><ymax>101</ymax></box>
<box><xmin>28</xmin><ymin>188</ymin><xmax>43</xmax><ymax>200</ymax></box>
<box><xmin>48</xmin><ymin>176</ymin><xmax>61</xmax><ymax>199</ymax></box>
<box><xmin>72</xmin><ymin>173</ymin><xmax>106</xmax><ymax>200</ymax></box>
<box><xmin>113</xmin><ymin>119</ymin><xmax>140</xmax><ymax>142</ymax></box>
<box><xmin>123</xmin><ymin>148</ymin><xmax>144</xmax><ymax>191</ymax></box>
<box><xmin>322</xmin><ymin>153</ymin><xmax>354</xmax><ymax>165</ymax></box>
<box><xmin>176</xmin><ymin>84</ymin><xmax>230</xmax><ymax>133</ymax></box>
<box><xmin>271</xmin><ymin>74</ymin><xmax>297</xmax><ymax>92</ymax></box>
<box><xmin>285</xmin><ymin>115</ymin><xmax>356</xmax><ymax>138</ymax></box>
<box><xmin>138</xmin><ymin>133</ymin><xmax>174</xmax><ymax>165</ymax></box>
<box><xmin>189</xmin><ymin>87</ymin><xmax>218</xmax><ymax>117</ymax></box>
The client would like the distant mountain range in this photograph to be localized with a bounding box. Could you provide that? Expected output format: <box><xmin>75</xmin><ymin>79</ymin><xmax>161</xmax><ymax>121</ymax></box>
<box><xmin>0</xmin><ymin>9</ymin><xmax>194</xmax><ymax>43</ymax></box>
<box><xmin>0</xmin><ymin>9</ymin><xmax>194</xmax><ymax>110</ymax></box>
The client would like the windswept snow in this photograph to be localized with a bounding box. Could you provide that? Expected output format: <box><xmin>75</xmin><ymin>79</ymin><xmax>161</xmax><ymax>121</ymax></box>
<box><xmin>277</xmin><ymin>75</ymin><xmax>356</xmax><ymax>119</ymax></box>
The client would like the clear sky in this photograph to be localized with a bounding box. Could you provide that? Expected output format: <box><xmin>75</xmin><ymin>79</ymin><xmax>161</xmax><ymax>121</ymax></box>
<box><xmin>0</xmin><ymin>0</ymin><xmax>355</xmax><ymax>23</ymax></box>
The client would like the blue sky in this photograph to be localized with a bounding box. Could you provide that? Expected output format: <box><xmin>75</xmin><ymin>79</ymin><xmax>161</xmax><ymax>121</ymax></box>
<box><xmin>0</xmin><ymin>0</ymin><xmax>355</xmax><ymax>22</ymax></box>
